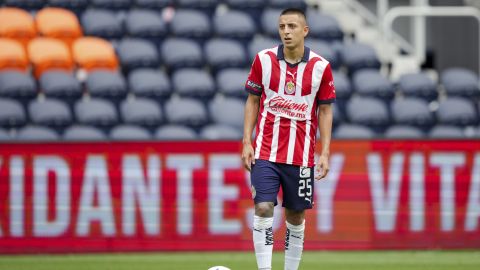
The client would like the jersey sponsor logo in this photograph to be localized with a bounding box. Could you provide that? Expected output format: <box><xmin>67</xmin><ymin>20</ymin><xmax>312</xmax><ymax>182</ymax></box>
<box><xmin>300</xmin><ymin>166</ymin><xmax>310</xmax><ymax>178</ymax></box>
<box><xmin>267</xmin><ymin>96</ymin><xmax>308</xmax><ymax>118</ymax></box>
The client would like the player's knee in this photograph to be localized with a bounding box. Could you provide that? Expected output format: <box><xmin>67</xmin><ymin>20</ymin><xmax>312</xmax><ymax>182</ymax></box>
<box><xmin>285</xmin><ymin>209</ymin><xmax>305</xmax><ymax>225</ymax></box>
<box><xmin>255</xmin><ymin>202</ymin><xmax>274</xmax><ymax>217</ymax></box>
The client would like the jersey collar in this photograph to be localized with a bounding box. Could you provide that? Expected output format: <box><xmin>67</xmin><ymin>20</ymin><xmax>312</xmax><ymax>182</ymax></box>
<box><xmin>276</xmin><ymin>44</ymin><xmax>310</xmax><ymax>62</ymax></box>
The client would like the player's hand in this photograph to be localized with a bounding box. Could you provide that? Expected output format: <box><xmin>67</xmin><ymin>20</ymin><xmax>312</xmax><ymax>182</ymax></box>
<box><xmin>315</xmin><ymin>155</ymin><xmax>329</xmax><ymax>180</ymax></box>
<box><xmin>241</xmin><ymin>143</ymin><xmax>255</xmax><ymax>171</ymax></box>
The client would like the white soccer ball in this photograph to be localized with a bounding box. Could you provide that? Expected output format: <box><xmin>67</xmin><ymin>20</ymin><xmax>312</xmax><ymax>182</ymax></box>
<box><xmin>207</xmin><ymin>266</ymin><xmax>231</xmax><ymax>270</ymax></box>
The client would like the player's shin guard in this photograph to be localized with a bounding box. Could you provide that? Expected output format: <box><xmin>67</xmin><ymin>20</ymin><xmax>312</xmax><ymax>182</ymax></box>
<box><xmin>253</xmin><ymin>215</ymin><xmax>274</xmax><ymax>270</ymax></box>
<box><xmin>284</xmin><ymin>220</ymin><xmax>305</xmax><ymax>270</ymax></box>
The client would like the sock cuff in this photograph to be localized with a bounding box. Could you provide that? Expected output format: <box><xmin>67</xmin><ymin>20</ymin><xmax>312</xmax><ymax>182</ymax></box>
<box><xmin>254</xmin><ymin>215</ymin><xmax>274</xmax><ymax>229</ymax></box>
<box><xmin>286</xmin><ymin>220</ymin><xmax>305</xmax><ymax>232</ymax></box>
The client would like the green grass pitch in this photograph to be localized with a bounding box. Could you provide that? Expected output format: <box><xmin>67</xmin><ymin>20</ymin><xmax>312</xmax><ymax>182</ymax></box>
<box><xmin>1</xmin><ymin>251</ymin><xmax>480</xmax><ymax>270</ymax></box>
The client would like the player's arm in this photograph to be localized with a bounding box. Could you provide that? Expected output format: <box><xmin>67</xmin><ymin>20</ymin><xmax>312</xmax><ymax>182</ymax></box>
<box><xmin>242</xmin><ymin>94</ymin><xmax>260</xmax><ymax>171</ymax></box>
<box><xmin>316</xmin><ymin>103</ymin><xmax>333</xmax><ymax>180</ymax></box>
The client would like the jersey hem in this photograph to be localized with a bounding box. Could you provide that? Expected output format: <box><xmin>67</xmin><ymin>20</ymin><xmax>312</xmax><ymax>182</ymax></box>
<box><xmin>256</xmin><ymin>156</ymin><xmax>315</xmax><ymax>168</ymax></box>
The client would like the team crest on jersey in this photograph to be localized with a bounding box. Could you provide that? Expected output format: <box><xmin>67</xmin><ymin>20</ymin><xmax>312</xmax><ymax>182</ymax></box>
<box><xmin>285</xmin><ymin>81</ymin><xmax>295</xmax><ymax>95</ymax></box>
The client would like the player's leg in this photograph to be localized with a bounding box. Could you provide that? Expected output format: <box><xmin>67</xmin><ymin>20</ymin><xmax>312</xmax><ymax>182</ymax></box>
<box><xmin>280</xmin><ymin>165</ymin><xmax>314</xmax><ymax>270</ymax></box>
<box><xmin>250</xmin><ymin>160</ymin><xmax>281</xmax><ymax>270</ymax></box>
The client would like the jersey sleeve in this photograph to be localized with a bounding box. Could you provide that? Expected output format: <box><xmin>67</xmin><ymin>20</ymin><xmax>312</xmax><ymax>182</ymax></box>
<box><xmin>317</xmin><ymin>64</ymin><xmax>336</xmax><ymax>104</ymax></box>
<box><xmin>245</xmin><ymin>54</ymin><xmax>264</xmax><ymax>96</ymax></box>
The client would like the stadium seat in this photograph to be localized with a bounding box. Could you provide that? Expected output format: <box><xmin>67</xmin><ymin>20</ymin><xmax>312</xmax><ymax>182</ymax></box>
<box><xmin>204</xmin><ymin>39</ymin><xmax>247</xmax><ymax>73</ymax></box>
<box><xmin>170</xmin><ymin>9</ymin><xmax>211</xmax><ymax>41</ymax></box>
<box><xmin>0</xmin><ymin>70</ymin><xmax>36</xmax><ymax>100</ymax></box>
<box><xmin>164</xmin><ymin>97</ymin><xmax>209</xmax><ymax>129</ymax></box>
<box><xmin>436</xmin><ymin>97</ymin><xmax>478</xmax><ymax>126</ymax></box>
<box><xmin>74</xmin><ymin>98</ymin><xmax>119</xmax><ymax>129</ymax></box>
<box><xmin>331</xmin><ymin>71</ymin><xmax>352</xmax><ymax>100</ymax></box>
<box><xmin>120</xmin><ymin>98</ymin><xmax>163</xmax><ymax>128</ymax></box>
<box><xmin>261</xmin><ymin>8</ymin><xmax>282</xmax><ymax>38</ymax></box>
<box><xmin>175</xmin><ymin>0</ymin><xmax>219</xmax><ymax>15</ymax></box>
<box><xmin>28</xmin><ymin>98</ymin><xmax>72</xmax><ymax>130</ymax></box>
<box><xmin>117</xmin><ymin>38</ymin><xmax>160</xmax><ymax>73</ymax></box>
<box><xmin>28</xmin><ymin>37</ymin><xmax>73</xmax><ymax>77</ymax></box>
<box><xmin>84</xmin><ymin>70</ymin><xmax>126</xmax><ymax>101</ymax></box>
<box><xmin>47</xmin><ymin>0</ymin><xmax>90</xmax><ymax>13</ymax></box>
<box><xmin>134</xmin><ymin>0</ymin><xmax>173</xmax><ymax>9</ymax></box>
<box><xmin>0</xmin><ymin>8</ymin><xmax>36</xmax><ymax>46</ymax></box>
<box><xmin>35</xmin><ymin>8</ymin><xmax>83</xmax><ymax>46</ymax></box>
<box><xmin>248</xmin><ymin>36</ymin><xmax>279</xmax><ymax>60</ymax></box>
<box><xmin>224</xmin><ymin>0</ymin><xmax>265</xmax><ymax>25</ymax></box>
<box><xmin>306</xmin><ymin>9</ymin><xmax>343</xmax><ymax>42</ymax></box>
<box><xmin>429</xmin><ymin>125</ymin><xmax>465</xmax><ymax>139</ymax></box>
<box><xmin>128</xmin><ymin>69</ymin><xmax>172</xmax><ymax>100</ymax></box>
<box><xmin>385</xmin><ymin>125</ymin><xmax>425</xmax><ymax>139</ymax></box>
<box><xmin>172</xmin><ymin>68</ymin><xmax>216</xmax><ymax>100</ymax></box>
<box><xmin>333</xmin><ymin>123</ymin><xmax>375</xmax><ymax>139</ymax></box>
<box><xmin>208</xmin><ymin>96</ymin><xmax>244</xmax><ymax>130</ymax></box>
<box><xmin>110</xmin><ymin>124</ymin><xmax>151</xmax><ymax>140</ymax></box>
<box><xmin>346</xmin><ymin>96</ymin><xmax>390</xmax><ymax>131</ymax></box>
<box><xmin>125</xmin><ymin>9</ymin><xmax>167</xmax><ymax>42</ymax></box>
<box><xmin>331</xmin><ymin>102</ymin><xmax>343</xmax><ymax>126</ymax></box>
<box><xmin>441</xmin><ymin>67</ymin><xmax>480</xmax><ymax>98</ymax></box>
<box><xmin>391</xmin><ymin>97</ymin><xmax>434</xmax><ymax>130</ymax></box>
<box><xmin>200</xmin><ymin>124</ymin><xmax>242</xmax><ymax>140</ymax></box>
<box><xmin>340</xmin><ymin>42</ymin><xmax>381</xmax><ymax>74</ymax></box>
<box><xmin>3</xmin><ymin>0</ymin><xmax>45</xmax><ymax>10</ymax></box>
<box><xmin>352</xmin><ymin>69</ymin><xmax>395</xmax><ymax>100</ymax></box>
<box><xmin>268</xmin><ymin>0</ymin><xmax>306</xmax><ymax>10</ymax></box>
<box><xmin>305</xmin><ymin>39</ymin><xmax>340</xmax><ymax>69</ymax></box>
<box><xmin>398</xmin><ymin>72</ymin><xmax>438</xmax><ymax>101</ymax></box>
<box><xmin>16</xmin><ymin>125</ymin><xmax>59</xmax><ymax>141</ymax></box>
<box><xmin>0</xmin><ymin>98</ymin><xmax>26</xmax><ymax>128</ymax></box>
<box><xmin>161</xmin><ymin>38</ymin><xmax>204</xmax><ymax>71</ymax></box>
<box><xmin>81</xmin><ymin>9</ymin><xmax>123</xmax><ymax>40</ymax></box>
<box><xmin>0</xmin><ymin>128</ymin><xmax>11</xmax><ymax>141</ymax></box>
<box><xmin>216</xmin><ymin>68</ymin><xmax>248</xmax><ymax>98</ymax></box>
<box><xmin>213</xmin><ymin>10</ymin><xmax>255</xmax><ymax>42</ymax></box>
<box><xmin>90</xmin><ymin>0</ymin><xmax>132</xmax><ymax>10</ymax></box>
<box><xmin>39</xmin><ymin>70</ymin><xmax>82</xmax><ymax>101</ymax></box>
<box><xmin>155</xmin><ymin>124</ymin><xmax>198</xmax><ymax>140</ymax></box>
<box><xmin>0</xmin><ymin>38</ymin><xmax>28</xmax><ymax>71</ymax></box>
<box><xmin>72</xmin><ymin>37</ymin><xmax>119</xmax><ymax>71</ymax></box>
<box><xmin>63</xmin><ymin>125</ymin><xmax>107</xmax><ymax>141</ymax></box>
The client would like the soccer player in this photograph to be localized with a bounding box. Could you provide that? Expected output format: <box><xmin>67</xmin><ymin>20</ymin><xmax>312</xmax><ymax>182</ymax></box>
<box><xmin>242</xmin><ymin>7</ymin><xmax>335</xmax><ymax>270</ymax></box>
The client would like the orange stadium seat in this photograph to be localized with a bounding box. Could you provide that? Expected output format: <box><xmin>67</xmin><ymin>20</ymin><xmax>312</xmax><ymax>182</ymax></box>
<box><xmin>28</xmin><ymin>37</ymin><xmax>73</xmax><ymax>77</ymax></box>
<box><xmin>72</xmin><ymin>37</ymin><xmax>118</xmax><ymax>71</ymax></box>
<box><xmin>35</xmin><ymin>7</ymin><xmax>82</xmax><ymax>46</ymax></box>
<box><xmin>0</xmin><ymin>8</ymin><xmax>37</xmax><ymax>47</ymax></box>
<box><xmin>0</xmin><ymin>38</ymin><xmax>28</xmax><ymax>71</ymax></box>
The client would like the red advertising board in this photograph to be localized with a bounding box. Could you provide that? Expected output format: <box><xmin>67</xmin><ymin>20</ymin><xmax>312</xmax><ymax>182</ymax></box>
<box><xmin>0</xmin><ymin>140</ymin><xmax>479</xmax><ymax>253</ymax></box>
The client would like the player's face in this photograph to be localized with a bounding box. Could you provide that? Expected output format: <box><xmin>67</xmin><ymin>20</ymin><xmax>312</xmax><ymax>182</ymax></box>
<box><xmin>278</xmin><ymin>13</ymin><xmax>309</xmax><ymax>49</ymax></box>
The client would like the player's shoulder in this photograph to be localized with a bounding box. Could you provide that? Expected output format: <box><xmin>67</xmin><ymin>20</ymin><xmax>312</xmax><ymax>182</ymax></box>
<box><xmin>307</xmin><ymin>48</ymin><xmax>330</xmax><ymax>66</ymax></box>
<box><xmin>256</xmin><ymin>46</ymin><xmax>279</xmax><ymax>58</ymax></box>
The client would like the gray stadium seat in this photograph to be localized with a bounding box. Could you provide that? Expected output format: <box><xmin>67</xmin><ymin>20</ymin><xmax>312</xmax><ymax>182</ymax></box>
<box><xmin>331</xmin><ymin>71</ymin><xmax>352</xmax><ymax>100</ymax></box>
<box><xmin>128</xmin><ymin>69</ymin><xmax>171</xmax><ymax>100</ymax></box>
<box><xmin>305</xmin><ymin>39</ymin><xmax>340</xmax><ymax>69</ymax></box>
<box><xmin>346</xmin><ymin>96</ymin><xmax>390</xmax><ymax>131</ymax></box>
<box><xmin>120</xmin><ymin>98</ymin><xmax>163</xmax><ymax>128</ymax></box>
<box><xmin>74</xmin><ymin>98</ymin><xmax>118</xmax><ymax>128</ymax></box>
<box><xmin>248</xmin><ymin>36</ymin><xmax>279</xmax><ymax>61</ymax></box>
<box><xmin>332</xmin><ymin>102</ymin><xmax>343</xmax><ymax>126</ymax></box>
<box><xmin>200</xmin><ymin>124</ymin><xmax>242</xmax><ymax>140</ymax></box>
<box><xmin>86</xmin><ymin>70</ymin><xmax>127</xmax><ymax>100</ymax></box>
<box><xmin>204</xmin><ymin>39</ymin><xmax>247</xmax><ymax>72</ymax></box>
<box><xmin>216</xmin><ymin>68</ymin><xmax>249</xmax><ymax>98</ymax></box>
<box><xmin>261</xmin><ymin>8</ymin><xmax>282</xmax><ymax>37</ymax></box>
<box><xmin>340</xmin><ymin>42</ymin><xmax>381</xmax><ymax>74</ymax></box>
<box><xmin>213</xmin><ymin>10</ymin><xmax>255</xmax><ymax>42</ymax></box>
<box><xmin>164</xmin><ymin>97</ymin><xmax>209</xmax><ymax>129</ymax></box>
<box><xmin>134</xmin><ymin>0</ymin><xmax>173</xmax><ymax>9</ymax></box>
<box><xmin>441</xmin><ymin>67</ymin><xmax>480</xmax><ymax>98</ymax></box>
<box><xmin>172</xmin><ymin>68</ymin><xmax>215</xmax><ymax>100</ymax></box>
<box><xmin>436</xmin><ymin>97</ymin><xmax>478</xmax><ymax>126</ymax></box>
<box><xmin>353</xmin><ymin>69</ymin><xmax>395</xmax><ymax>100</ymax></box>
<box><xmin>306</xmin><ymin>9</ymin><xmax>343</xmax><ymax>41</ymax></box>
<box><xmin>81</xmin><ymin>9</ymin><xmax>123</xmax><ymax>40</ymax></box>
<box><xmin>334</xmin><ymin>124</ymin><xmax>375</xmax><ymax>139</ymax></box>
<box><xmin>28</xmin><ymin>98</ymin><xmax>72</xmax><ymax>129</ymax></box>
<box><xmin>125</xmin><ymin>10</ymin><xmax>167</xmax><ymax>41</ymax></box>
<box><xmin>429</xmin><ymin>125</ymin><xmax>465</xmax><ymax>139</ymax></box>
<box><xmin>170</xmin><ymin>9</ymin><xmax>211</xmax><ymax>40</ymax></box>
<box><xmin>161</xmin><ymin>38</ymin><xmax>204</xmax><ymax>71</ymax></box>
<box><xmin>39</xmin><ymin>70</ymin><xmax>82</xmax><ymax>101</ymax></box>
<box><xmin>268</xmin><ymin>0</ymin><xmax>306</xmax><ymax>10</ymax></box>
<box><xmin>4</xmin><ymin>0</ymin><xmax>45</xmax><ymax>10</ymax></box>
<box><xmin>0</xmin><ymin>70</ymin><xmax>36</xmax><ymax>100</ymax></box>
<box><xmin>176</xmin><ymin>0</ymin><xmax>219</xmax><ymax>14</ymax></box>
<box><xmin>155</xmin><ymin>124</ymin><xmax>198</xmax><ymax>140</ymax></box>
<box><xmin>16</xmin><ymin>125</ymin><xmax>59</xmax><ymax>141</ymax></box>
<box><xmin>209</xmin><ymin>96</ymin><xmax>245</xmax><ymax>129</ymax></box>
<box><xmin>0</xmin><ymin>128</ymin><xmax>11</xmax><ymax>141</ymax></box>
<box><xmin>0</xmin><ymin>98</ymin><xmax>26</xmax><ymax>128</ymax></box>
<box><xmin>110</xmin><ymin>124</ymin><xmax>151</xmax><ymax>140</ymax></box>
<box><xmin>391</xmin><ymin>97</ymin><xmax>434</xmax><ymax>129</ymax></box>
<box><xmin>63</xmin><ymin>125</ymin><xmax>107</xmax><ymax>141</ymax></box>
<box><xmin>48</xmin><ymin>0</ymin><xmax>89</xmax><ymax>12</ymax></box>
<box><xmin>385</xmin><ymin>125</ymin><xmax>425</xmax><ymax>139</ymax></box>
<box><xmin>398</xmin><ymin>72</ymin><xmax>438</xmax><ymax>101</ymax></box>
<box><xmin>90</xmin><ymin>0</ymin><xmax>131</xmax><ymax>10</ymax></box>
<box><xmin>117</xmin><ymin>38</ymin><xmax>160</xmax><ymax>72</ymax></box>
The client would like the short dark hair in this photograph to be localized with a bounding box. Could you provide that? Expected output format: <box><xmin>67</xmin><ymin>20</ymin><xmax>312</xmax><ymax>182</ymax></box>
<box><xmin>280</xmin><ymin>8</ymin><xmax>307</xmax><ymax>21</ymax></box>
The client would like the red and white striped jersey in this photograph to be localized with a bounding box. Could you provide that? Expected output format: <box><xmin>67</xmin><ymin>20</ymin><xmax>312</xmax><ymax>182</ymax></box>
<box><xmin>245</xmin><ymin>45</ymin><xmax>336</xmax><ymax>167</ymax></box>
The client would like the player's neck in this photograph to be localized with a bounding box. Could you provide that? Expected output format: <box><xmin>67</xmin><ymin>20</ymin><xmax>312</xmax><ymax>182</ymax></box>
<box><xmin>283</xmin><ymin>44</ymin><xmax>304</xmax><ymax>64</ymax></box>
